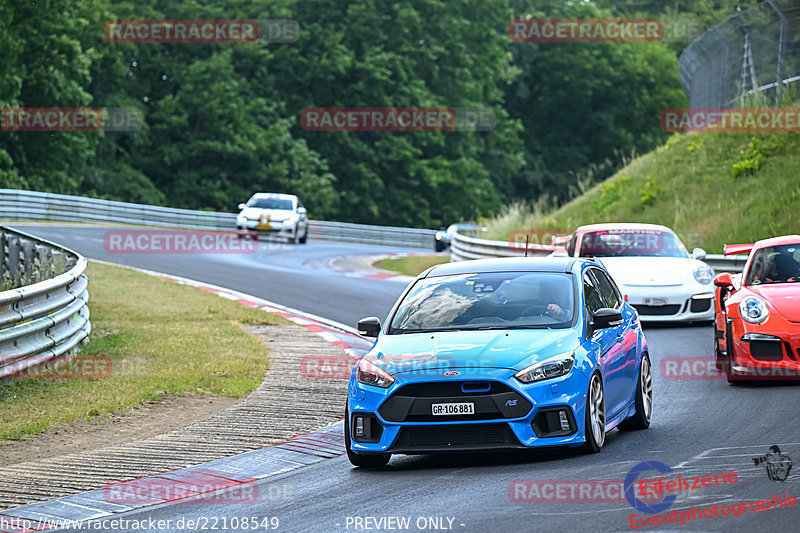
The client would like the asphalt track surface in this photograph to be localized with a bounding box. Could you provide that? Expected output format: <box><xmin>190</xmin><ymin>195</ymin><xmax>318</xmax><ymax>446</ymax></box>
<box><xmin>11</xmin><ymin>225</ymin><xmax>800</xmax><ymax>533</ymax></box>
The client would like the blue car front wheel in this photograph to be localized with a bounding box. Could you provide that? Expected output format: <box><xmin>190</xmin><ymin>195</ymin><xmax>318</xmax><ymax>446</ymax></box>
<box><xmin>619</xmin><ymin>355</ymin><xmax>653</xmax><ymax>431</ymax></box>
<box><xmin>579</xmin><ymin>373</ymin><xmax>605</xmax><ymax>454</ymax></box>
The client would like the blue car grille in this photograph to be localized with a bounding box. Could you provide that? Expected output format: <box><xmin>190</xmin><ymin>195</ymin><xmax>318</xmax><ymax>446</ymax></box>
<box><xmin>392</xmin><ymin>423</ymin><xmax>523</xmax><ymax>451</ymax></box>
<box><xmin>379</xmin><ymin>381</ymin><xmax>532</xmax><ymax>422</ymax></box>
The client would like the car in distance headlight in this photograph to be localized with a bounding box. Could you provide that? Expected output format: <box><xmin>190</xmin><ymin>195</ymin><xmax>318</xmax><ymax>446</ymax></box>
<box><xmin>236</xmin><ymin>193</ymin><xmax>308</xmax><ymax>244</ymax></box>
<box><xmin>345</xmin><ymin>256</ymin><xmax>652</xmax><ymax>467</ymax></box>
<box><xmin>713</xmin><ymin>235</ymin><xmax>800</xmax><ymax>384</ymax></box>
<box><xmin>554</xmin><ymin>223</ymin><xmax>714</xmax><ymax>323</ymax></box>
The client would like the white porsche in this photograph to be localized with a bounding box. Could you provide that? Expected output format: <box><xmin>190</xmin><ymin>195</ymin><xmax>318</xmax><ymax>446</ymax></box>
<box><xmin>557</xmin><ymin>223</ymin><xmax>715</xmax><ymax>323</ymax></box>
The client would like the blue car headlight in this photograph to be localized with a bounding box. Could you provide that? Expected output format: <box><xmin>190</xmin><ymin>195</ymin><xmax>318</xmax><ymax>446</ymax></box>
<box><xmin>739</xmin><ymin>295</ymin><xmax>769</xmax><ymax>324</ymax></box>
<box><xmin>356</xmin><ymin>359</ymin><xmax>395</xmax><ymax>388</ymax></box>
<box><xmin>693</xmin><ymin>265</ymin><xmax>714</xmax><ymax>285</ymax></box>
<box><xmin>514</xmin><ymin>353</ymin><xmax>574</xmax><ymax>384</ymax></box>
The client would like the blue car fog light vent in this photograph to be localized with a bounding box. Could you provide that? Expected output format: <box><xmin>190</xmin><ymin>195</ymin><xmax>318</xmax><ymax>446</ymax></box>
<box><xmin>532</xmin><ymin>407</ymin><xmax>577</xmax><ymax>438</ymax></box>
<box><xmin>558</xmin><ymin>410</ymin><xmax>570</xmax><ymax>431</ymax></box>
<box><xmin>351</xmin><ymin>414</ymin><xmax>383</xmax><ymax>443</ymax></box>
<box><xmin>461</xmin><ymin>382</ymin><xmax>491</xmax><ymax>393</ymax></box>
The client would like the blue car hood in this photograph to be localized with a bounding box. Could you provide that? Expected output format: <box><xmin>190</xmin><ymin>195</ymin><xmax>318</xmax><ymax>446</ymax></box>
<box><xmin>366</xmin><ymin>329</ymin><xmax>580</xmax><ymax>375</ymax></box>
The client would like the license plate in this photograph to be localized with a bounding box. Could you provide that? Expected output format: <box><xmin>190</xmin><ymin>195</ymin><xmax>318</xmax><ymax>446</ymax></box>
<box><xmin>257</xmin><ymin>216</ymin><xmax>272</xmax><ymax>230</ymax></box>
<box><xmin>643</xmin><ymin>298</ymin><xmax>667</xmax><ymax>306</ymax></box>
<box><xmin>431</xmin><ymin>402</ymin><xmax>474</xmax><ymax>416</ymax></box>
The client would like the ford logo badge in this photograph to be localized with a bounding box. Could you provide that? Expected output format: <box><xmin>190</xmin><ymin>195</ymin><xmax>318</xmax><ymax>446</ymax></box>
<box><xmin>444</xmin><ymin>371</ymin><xmax>460</xmax><ymax>376</ymax></box>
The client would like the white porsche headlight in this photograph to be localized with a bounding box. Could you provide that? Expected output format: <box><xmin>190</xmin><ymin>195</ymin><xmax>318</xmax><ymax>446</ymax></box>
<box><xmin>514</xmin><ymin>353</ymin><xmax>574</xmax><ymax>384</ymax></box>
<box><xmin>693</xmin><ymin>265</ymin><xmax>714</xmax><ymax>285</ymax></box>
<box><xmin>739</xmin><ymin>296</ymin><xmax>769</xmax><ymax>323</ymax></box>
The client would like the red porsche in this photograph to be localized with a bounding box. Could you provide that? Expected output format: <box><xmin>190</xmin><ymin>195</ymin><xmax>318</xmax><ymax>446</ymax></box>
<box><xmin>714</xmin><ymin>235</ymin><xmax>800</xmax><ymax>383</ymax></box>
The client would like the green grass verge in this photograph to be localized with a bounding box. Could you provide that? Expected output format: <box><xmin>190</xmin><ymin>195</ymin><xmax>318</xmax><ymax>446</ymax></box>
<box><xmin>375</xmin><ymin>254</ymin><xmax>450</xmax><ymax>277</ymax></box>
<box><xmin>0</xmin><ymin>261</ymin><xmax>284</xmax><ymax>441</ymax></box>
<box><xmin>486</xmin><ymin>130</ymin><xmax>800</xmax><ymax>253</ymax></box>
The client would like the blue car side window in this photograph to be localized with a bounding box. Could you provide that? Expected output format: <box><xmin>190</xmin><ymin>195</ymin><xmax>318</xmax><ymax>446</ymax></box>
<box><xmin>589</xmin><ymin>269</ymin><xmax>621</xmax><ymax>309</ymax></box>
<box><xmin>583</xmin><ymin>272</ymin><xmax>605</xmax><ymax>318</ymax></box>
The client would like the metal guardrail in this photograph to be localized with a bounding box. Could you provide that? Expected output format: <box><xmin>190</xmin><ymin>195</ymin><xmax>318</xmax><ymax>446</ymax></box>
<box><xmin>0</xmin><ymin>189</ymin><xmax>437</xmax><ymax>250</ymax></box>
<box><xmin>308</xmin><ymin>220</ymin><xmax>435</xmax><ymax>248</ymax></box>
<box><xmin>450</xmin><ymin>229</ymin><xmax>747</xmax><ymax>273</ymax></box>
<box><xmin>703</xmin><ymin>254</ymin><xmax>747</xmax><ymax>274</ymax></box>
<box><xmin>0</xmin><ymin>226</ymin><xmax>90</xmax><ymax>379</ymax></box>
<box><xmin>449</xmin><ymin>231</ymin><xmax>556</xmax><ymax>262</ymax></box>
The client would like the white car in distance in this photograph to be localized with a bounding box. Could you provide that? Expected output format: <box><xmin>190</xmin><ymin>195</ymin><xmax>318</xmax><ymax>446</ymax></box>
<box><xmin>236</xmin><ymin>193</ymin><xmax>309</xmax><ymax>244</ymax></box>
<box><xmin>557</xmin><ymin>223</ymin><xmax>715</xmax><ymax>323</ymax></box>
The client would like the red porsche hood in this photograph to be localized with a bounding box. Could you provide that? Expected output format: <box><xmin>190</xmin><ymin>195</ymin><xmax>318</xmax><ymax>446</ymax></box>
<box><xmin>749</xmin><ymin>285</ymin><xmax>800</xmax><ymax>323</ymax></box>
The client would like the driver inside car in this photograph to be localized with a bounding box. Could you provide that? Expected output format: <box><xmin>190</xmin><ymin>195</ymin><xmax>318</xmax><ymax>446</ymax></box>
<box><xmin>541</xmin><ymin>282</ymin><xmax>572</xmax><ymax>322</ymax></box>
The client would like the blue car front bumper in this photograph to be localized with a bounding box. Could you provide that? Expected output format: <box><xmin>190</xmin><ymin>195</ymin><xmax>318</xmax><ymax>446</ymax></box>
<box><xmin>347</xmin><ymin>367</ymin><xmax>592</xmax><ymax>455</ymax></box>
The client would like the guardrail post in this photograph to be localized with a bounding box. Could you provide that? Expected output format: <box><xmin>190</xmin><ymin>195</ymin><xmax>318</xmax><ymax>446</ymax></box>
<box><xmin>7</xmin><ymin>234</ymin><xmax>21</xmax><ymax>287</ymax></box>
<box><xmin>21</xmin><ymin>238</ymin><xmax>34</xmax><ymax>285</ymax></box>
<box><xmin>0</xmin><ymin>230</ymin><xmax>5</xmax><ymax>286</ymax></box>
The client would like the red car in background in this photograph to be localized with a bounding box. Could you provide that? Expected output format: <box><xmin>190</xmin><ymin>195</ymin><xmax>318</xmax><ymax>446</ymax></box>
<box><xmin>714</xmin><ymin>235</ymin><xmax>800</xmax><ymax>383</ymax></box>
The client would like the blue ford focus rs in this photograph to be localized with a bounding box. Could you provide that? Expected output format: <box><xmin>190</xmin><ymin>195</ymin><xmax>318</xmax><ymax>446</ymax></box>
<box><xmin>345</xmin><ymin>257</ymin><xmax>652</xmax><ymax>467</ymax></box>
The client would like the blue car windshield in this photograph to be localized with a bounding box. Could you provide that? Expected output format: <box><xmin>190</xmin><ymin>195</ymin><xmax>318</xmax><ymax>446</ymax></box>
<box><xmin>388</xmin><ymin>272</ymin><xmax>575</xmax><ymax>334</ymax></box>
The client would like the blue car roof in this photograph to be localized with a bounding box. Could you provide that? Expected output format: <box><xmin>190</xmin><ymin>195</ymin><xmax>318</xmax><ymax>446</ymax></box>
<box><xmin>424</xmin><ymin>257</ymin><xmax>587</xmax><ymax>278</ymax></box>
